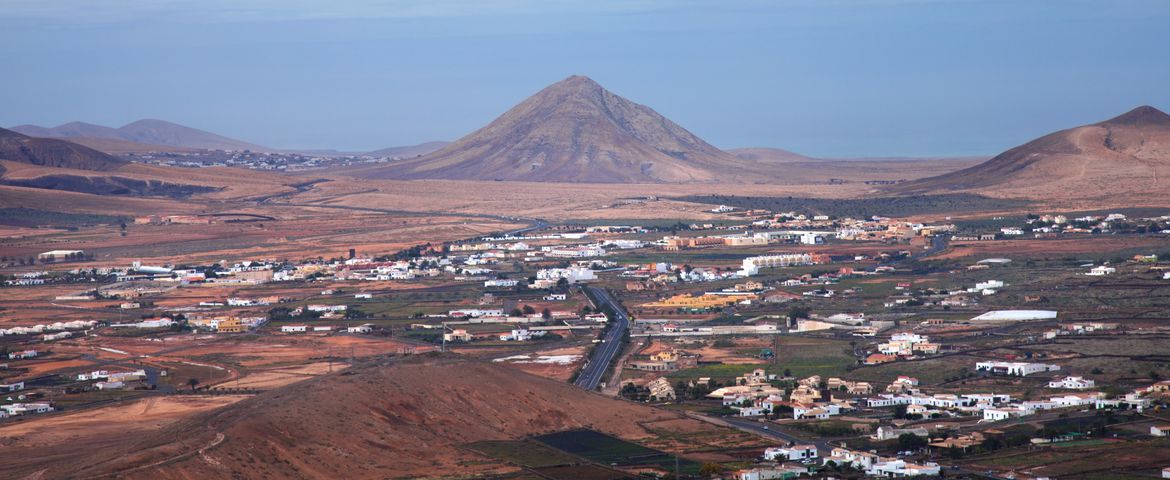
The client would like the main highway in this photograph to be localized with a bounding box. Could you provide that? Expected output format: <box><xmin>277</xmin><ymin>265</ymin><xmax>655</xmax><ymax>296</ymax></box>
<box><xmin>574</xmin><ymin>286</ymin><xmax>630</xmax><ymax>391</ymax></box>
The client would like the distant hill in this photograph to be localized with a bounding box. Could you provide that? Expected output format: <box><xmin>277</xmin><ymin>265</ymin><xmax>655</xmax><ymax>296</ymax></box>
<box><xmin>889</xmin><ymin>105</ymin><xmax>1170</xmax><ymax>200</ymax></box>
<box><xmin>358</xmin><ymin>75</ymin><xmax>769</xmax><ymax>183</ymax></box>
<box><xmin>10</xmin><ymin>121</ymin><xmax>123</xmax><ymax>140</ymax></box>
<box><xmin>367</xmin><ymin>141</ymin><xmax>450</xmax><ymax>158</ymax></box>
<box><xmin>47</xmin><ymin>136</ymin><xmax>198</xmax><ymax>155</ymax></box>
<box><xmin>728</xmin><ymin>147</ymin><xmax>814</xmax><ymax>163</ymax></box>
<box><xmin>0</xmin><ymin>127</ymin><xmax>127</xmax><ymax>171</ymax></box>
<box><xmin>11</xmin><ymin>119</ymin><xmax>266</xmax><ymax>151</ymax></box>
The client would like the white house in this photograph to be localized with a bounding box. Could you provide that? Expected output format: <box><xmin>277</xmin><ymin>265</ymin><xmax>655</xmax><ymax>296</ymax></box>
<box><xmin>763</xmin><ymin>445</ymin><xmax>818</xmax><ymax>461</ymax></box>
<box><xmin>281</xmin><ymin>325</ymin><xmax>308</xmax><ymax>333</ymax></box>
<box><xmin>1151</xmin><ymin>425</ymin><xmax>1170</xmax><ymax>437</ymax></box>
<box><xmin>983</xmin><ymin>408</ymin><xmax>1020</xmax><ymax>421</ymax></box>
<box><xmin>499</xmin><ymin>329</ymin><xmax>546</xmax><ymax>341</ymax></box>
<box><xmin>869</xmin><ymin>459</ymin><xmax>941</xmax><ymax>477</ymax></box>
<box><xmin>1</xmin><ymin>402</ymin><xmax>54</xmax><ymax>416</ymax></box>
<box><xmin>1087</xmin><ymin>265</ymin><xmax>1116</xmax><ymax>276</ymax></box>
<box><xmin>1048</xmin><ymin>376</ymin><xmax>1096</xmax><ymax>390</ymax></box>
<box><xmin>536</xmin><ymin>267</ymin><xmax>596</xmax><ymax>284</ymax></box>
<box><xmin>975</xmin><ymin>361</ymin><xmax>1060</xmax><ymax>376</ymax></box>
<box><xmin>347</xmin><ymin>324</ymin><xmax>374</xmax><ymax>334</ymax></box>
<box><xmin>793</xmin><ymin>403</ymin><xmax>839</xmax><ymax>419</ymax></box>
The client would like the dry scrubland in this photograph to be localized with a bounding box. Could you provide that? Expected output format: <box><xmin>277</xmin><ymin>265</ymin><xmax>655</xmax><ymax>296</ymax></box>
<box><xmin>12</xmin><ymin>354</ymin><xmax>754</xmax><ymax>479</ymax></box>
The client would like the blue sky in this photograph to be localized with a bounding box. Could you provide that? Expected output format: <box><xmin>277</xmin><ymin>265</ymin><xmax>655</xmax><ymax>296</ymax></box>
<box><xmin>1</xmin><ymin>0</ymin><xmax>1168</xmax><ymax>156</ymax></box>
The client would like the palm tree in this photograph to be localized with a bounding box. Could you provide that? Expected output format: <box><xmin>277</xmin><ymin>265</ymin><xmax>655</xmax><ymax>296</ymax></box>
<box><xmin>187</xmin><ymin>378</ymin><xmax>200</xmax><ymax>392</ymax></box>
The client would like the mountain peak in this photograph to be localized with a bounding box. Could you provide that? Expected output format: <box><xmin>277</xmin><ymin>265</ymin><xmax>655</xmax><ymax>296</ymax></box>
<box><xmin>1100</xmin><ymin>105</ymin><xmax>1170</xmax><ymax>127</ymax></box>
<box><xmin>357</xmin><ymin>76</ymin><xmax>761</xmax><ymax>183</ymax></box>
<box><xmin>539</xmin><ymin>74</ymin><xmax>606</xmax><ymax>99</ymax></box>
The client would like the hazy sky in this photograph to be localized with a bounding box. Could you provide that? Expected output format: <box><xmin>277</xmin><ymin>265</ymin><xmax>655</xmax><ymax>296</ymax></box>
<box><xmin>2</xmin><ymin>0</ymin><xmax>1168</xmax><ymax>156</ymax></box>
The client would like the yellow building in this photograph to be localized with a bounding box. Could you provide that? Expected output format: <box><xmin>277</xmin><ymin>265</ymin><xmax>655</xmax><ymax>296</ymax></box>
<box><xmin>216</xmin><ymin>317</ymin><xmax>247</xmax><ymax>333</ymax></box>
<box><xmin>651</xmin><ymin>350</ymin><xmax>679</xmax><ymax>362</ymax></box>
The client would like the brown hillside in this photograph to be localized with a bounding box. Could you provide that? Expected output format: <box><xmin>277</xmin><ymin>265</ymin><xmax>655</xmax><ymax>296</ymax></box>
<box><xmin>117</xmin><ymin>119</ymin><xmax>266</xmax><ymax>151</ymax></box>
<box><xmin>44</xmin><ymin>354</ymin><xmax>727</xmax><ymax>479</ymax></box>
<box><xmin>0</xmin><ymin>127</ymin><xmax>127</xmax><ymax>172</ymax></box>
<box><xmin>888</xmin><ymin>105</ymin><xmax>1170</xmax><ymax>201</ymax></box>
<box><xmin>44</xmin><ymin>136</ymin><xmax>199</xmax><ymax>155</ymax></box>
<box><xmin>358</xmin><ymin>75</ymin><xmax>767</xmax><ymax>183</ymax></box>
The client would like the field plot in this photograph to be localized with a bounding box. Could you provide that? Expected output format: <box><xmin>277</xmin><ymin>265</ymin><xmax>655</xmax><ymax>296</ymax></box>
<box><xmin>530</xmin><ymin>465</ymin><xmax>631</xmax><ymax>480</ymax></box>
<box><xmin>663</xmin><ymin>336</ymin><xmax>856</xmax><ymax>381</ymax></box>
<box><xmin>772</xmin><ymin>336</ymin><xmax>857</xmax><ymax>378</ymax></box>
<box><xmin>963</xmin><ymin>438</ymin><xmax>1170</xmax><ymax>479</ymax></box>
<box><xmin>464</xmin><ymin>440</ymin><xmax>582</xmax><ymax>468</ymax></box>
<box><xmin>937</xmin><ymin>237</ymin><xmax>1168</xmax><ymax>261</ymax></box>
<box><xmin>846</xmin><ymin>355</ymin><xmax>977</xmax><ymax>385</ymax></box>
<box><xmin>535</xmin><ymin>428</ymin><xmax>701</xmax><ymax>474</ymax></box>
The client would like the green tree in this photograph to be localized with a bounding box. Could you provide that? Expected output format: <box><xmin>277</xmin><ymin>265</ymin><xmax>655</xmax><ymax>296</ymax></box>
<box><xmin>898</xmin><ymin>433</ymin><xmax>927</xmax><ymax>450</ymax></box>
<box><xmin>187</xmin><ymin>378</ymin><xmax>200</xmax><ymax>392</ymax></box>
<box><xmin>698</xmin><ymin>462</ymin><xmax>724</xmax><ymax>476</ymax></box>
<box><xmin>893</xmin><ymin>404</ymin><xmax>909</xmax><ymax>419</ymax></box>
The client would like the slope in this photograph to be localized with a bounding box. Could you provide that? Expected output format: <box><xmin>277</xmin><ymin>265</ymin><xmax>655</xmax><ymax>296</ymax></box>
<box><xmin>359</xmin><ymin>75</ymin><xmax>766</xmax><ymax>183</ymax></box>
<box><xmin>728</xmin><ymin>146</ymin><xmax>814</xmax><ymax>163</ymax></box>
<box><xmin>889</xmin><ymin>105</ymin><xmax>1170</xmax><ymax>201</ymax></box>
<box><xmin>367</xmin><ymin>140</ymin><xmax>450</xmax><ymax>158</ymax></box>
<box><xmin>116</xmin><ymin>119</ymin><xmax>266</xmax><ymax>151</ymax></box>
<box><xmin>0</xmin><ymin>127</ymin><xmax>127</xmax><ymax>171</ymax></box>
<box><xmin>47</xmin><ymin>353</ymin><xmax>732</xmax><ymax>479</ymax></box>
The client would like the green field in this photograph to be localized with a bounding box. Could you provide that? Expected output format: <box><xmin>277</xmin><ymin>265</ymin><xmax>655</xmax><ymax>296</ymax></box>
<box><xmin>534</xmin><ymin>429</ymin><xmax>700</xmax><ymax>474</ymax></box>
<box><xmin>666</xmin><ymin>336</ymin><xmax>856</xmax><ymax>381</ymax></box>
<box><xmin>0</xmin><ymin>207</ymin><xmax>128</xmax><ymax>227</ymax></box>
<box><xmin>846</xmin><ymin>355</ymin><xmax>974</xmax><ymax>385</ymax></box>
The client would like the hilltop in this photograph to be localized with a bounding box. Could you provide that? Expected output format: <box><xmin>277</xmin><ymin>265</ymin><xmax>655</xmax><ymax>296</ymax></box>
<box><xmin>356</xmin><ymin>75</ymin><xmax>768</xmax><ymax>183</ymax></box>
<box><xmin>367</xmin><ymin>140</ymin><xmax>450</xmax><ymax>158</ymax></box>
<box><xmin>38</xmin><ymin>354</ymin><xmax>726</xmax><ymax>479</ymax></box>
<box><xmin>889</xmin><ymin>105</ymin><xmax>1170</xmax><ymax>202</ymax></box>
<box><xmin>0</xmin><ymin>127</ymin><xmax>127</xmax><ymax>171</ymax></box>
<box><xmin>11</xmin><ymin>119</ymin><xmax>265</xmax><ymax>151</ymax></box>
<box><xmin>728</xmin><ymin>147</ymin><xmax>814</xmax><ymax>163</ymax></box>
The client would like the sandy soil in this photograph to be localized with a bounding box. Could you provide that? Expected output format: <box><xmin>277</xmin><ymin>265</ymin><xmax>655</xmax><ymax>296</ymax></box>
<box><xmin>0</xmin><ymin>395</ymin><xmax>245</xmax><ymax>448</ymax></box>
<box><xmin>229</xmin><ymin>362</ymin><xmax>341</xmax><ymax>389</ymax></box>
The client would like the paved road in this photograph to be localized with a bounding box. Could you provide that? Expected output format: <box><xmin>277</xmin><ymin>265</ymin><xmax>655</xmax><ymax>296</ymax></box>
<box><xmin>574</xmin><ymin>287</ymin><xmax>629</xmax><ymax>391</ymax></box>
<box><xmin>721</xmin><ymin>417</ymin><xmax>834</xmax><ymax>452</ymax></box>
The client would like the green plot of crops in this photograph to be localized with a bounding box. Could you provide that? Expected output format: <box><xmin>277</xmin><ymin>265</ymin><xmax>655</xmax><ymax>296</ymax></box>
<box><xmin>534</xmin><ymin>429</ymin><xmax>700</xmax><ymax>474</ymax></box>
<box><xmin>773</xmin><ymin>337</ymin><xmax>857</xmax><ymax>378</ymax></box>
